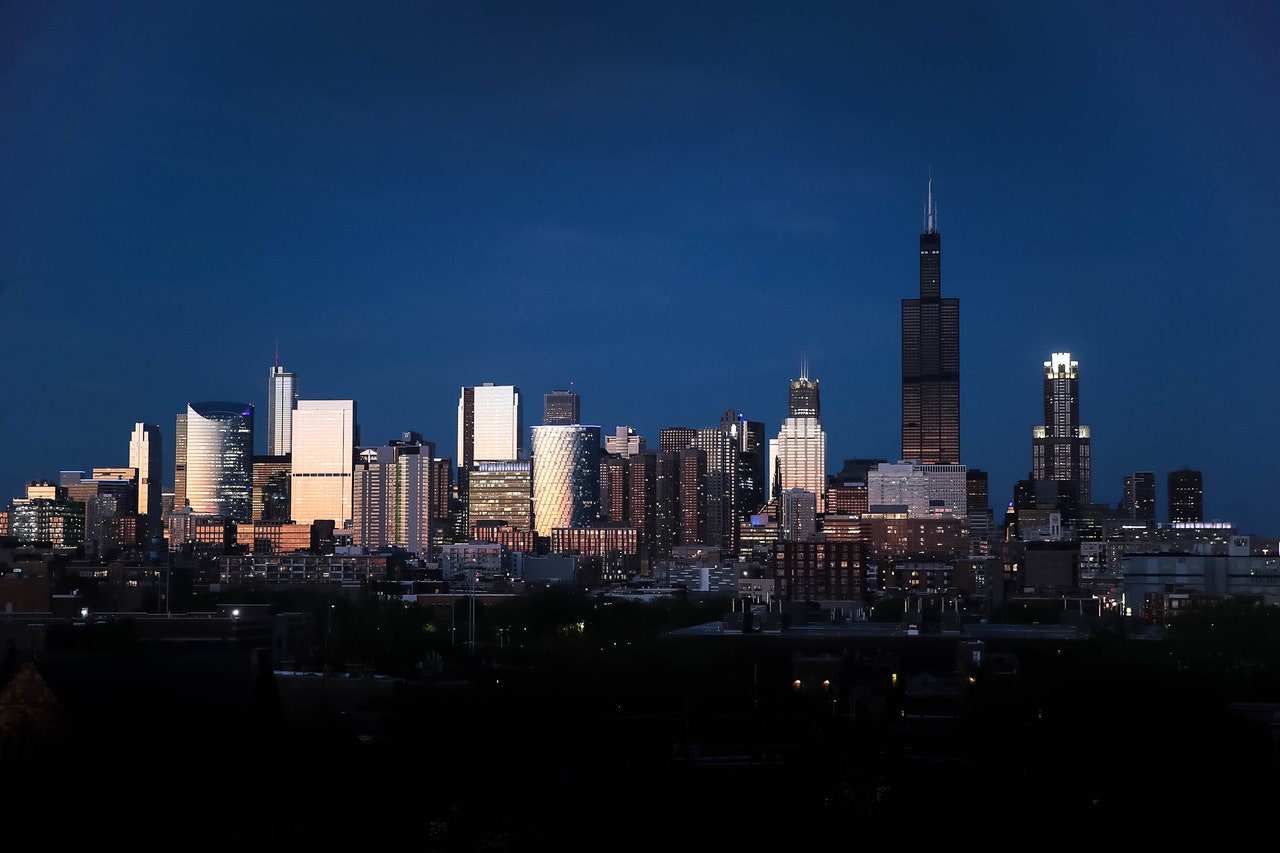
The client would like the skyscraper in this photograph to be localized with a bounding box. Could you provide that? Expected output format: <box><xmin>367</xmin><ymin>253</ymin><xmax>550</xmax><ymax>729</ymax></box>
<box><xmin>290</xmin><ymin>399</ymin><xmax>357</xmax><ymax>527</ymax></box>
<box><xmin>129</xmin><ymin>422</ymin><xmax>162</xmax><ymax>540</ymax></box>
<box><xmin>181</xmin><ymin>401</ymin><xmax>254</xmax><ymax>522</ymax></box>
<box><xmin>268</xmin><ymin>358</ymin><xmax>299</xmax><ymax>456</ymax></box>
<box><xmin>1031</xmin><ymin>352</ymin><xmax>1092</xmax><ymax>505</ymax></box>
<box><xmin>901</xmin><ymin>177</ymin><xmax>960</xmax><ymax>465</ymax></box>
<box><xmin>457</xmin><ymin>383</ymin><xmax>524</xmax><ymax>532</ymax></box>
<box><xmin>1122</xmin><ymin>471</ymin><xmax>1156</xmax><ymax>520</ymax></box>
<box><xmin>352</xmin><ymin>431</ymin><xmax>435</xmax><ymax>556</ymax></box>
<box><xmin>1167</xmin><ymin>468</ymin><xmax>1203</xmax><ymax>523</ymax></box>
<box><xmin>543</xmin><ymin>389</ymin><xmax>580</xmax><ymax>425</ymax></box>
<box><xmin>769</xmin><ymin>370</ymin><xmax>827</xmax><ymax>513</ymax></box>
<box><xmin>530</xmin><ymin>424</ymin><xmax>601</xmax><ymax>537</ymax></box>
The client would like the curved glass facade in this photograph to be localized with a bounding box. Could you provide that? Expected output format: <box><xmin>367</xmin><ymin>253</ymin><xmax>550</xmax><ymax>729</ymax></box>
<box><xmin>184</xmin><ymin>401</ymin><xmax>254</xmax><ymax>522</ymax></box>
<box><xmin>531</xmin><ymin>425</ymin><xmax>600</xmax><ymax>537</ymax></box>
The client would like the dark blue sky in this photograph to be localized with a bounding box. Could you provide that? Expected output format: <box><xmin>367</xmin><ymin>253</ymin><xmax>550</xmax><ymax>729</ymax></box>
<box><xmin>4</xmin><ymin>2</ymin><xmax>1278</xmax><ymax>534</ymax></box>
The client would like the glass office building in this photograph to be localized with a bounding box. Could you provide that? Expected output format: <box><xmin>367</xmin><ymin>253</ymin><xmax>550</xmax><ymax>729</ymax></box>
<box><xmin>183</xmin><ymin>401</ymin><xmax>254</xmax><ymax>522</ymax></box>
<box><xmin>290</xmin><ymin>399</ymin><xmax>357</xmax><ymax>527</ymax></box>
<box><xmin>531</xmin><ymin>424</ymin><xmax>601</xmax><ymax>537</ymax></box>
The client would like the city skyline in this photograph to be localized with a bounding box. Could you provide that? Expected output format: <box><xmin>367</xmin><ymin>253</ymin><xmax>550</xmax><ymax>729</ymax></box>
<box><xmin>4</xmin><ymin>3</ymin><xmax>1277</xmax><ymax>536</ymax></box>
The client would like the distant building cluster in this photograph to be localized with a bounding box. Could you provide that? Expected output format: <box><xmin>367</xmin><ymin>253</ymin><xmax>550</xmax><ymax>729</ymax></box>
<box><xmin>1</xmin><ymin>181</ymin><xmax>1269</xmax><ymax>622</ymax></box>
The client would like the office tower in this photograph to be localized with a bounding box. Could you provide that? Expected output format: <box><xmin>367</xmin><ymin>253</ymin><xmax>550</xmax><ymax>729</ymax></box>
<box><xmin>181</xmin><ymin>401</ymin><xmax>254</xmax><ymax>522</ymax></box>
<box><xmin>722</xmin><ymin>410</ymin><xmax>766</xmax><ymax>523</ymax></box>
<box><xmin>430</xmin><ymin>456</ymin><xmax>455</xmax><ymax>550</ymax></box>
<box><xmin>290</xmin><ymin>399</ymin><xmax>357</xmax><ymax>527</ymax></box>
<box><xmin>1122</xmin><ymin>471</ymin><xmax>1156</xmax><ymax>520</ymax></box>
<box><xmin>788</xmin><ymin>370</ymin><xmax>820</xmax><ymax>418</ymax></box>
<box><xmin>9</xmin><ymin>481</ymin><xmax>84</xmax><ymax>547</ymax></box>
<box><xmin>268</xmin><ymin>359</ymin><xmax>299</xmax><ymax>456</ymax></box>
<box><xmin>901</xmin><ymin>177</ymin><xmax>960</xmax><ymax>465</ymax></box>
<box><xmin>530</xmin><ymin>424</ymin><xmax>601</xmax><ymax>537</ymax></box>
<box><xmin>966</xmin><ymin>468</ymin><xmax>992</xmax><ymax>555</ymax></box>
<box><xmin>1168</xmin><ymin>468</ymin><xmax>1203</xmax><ymax>523</ymax></box>
<box><xmin>1031</xmin><ymin>352</ymin><xmax>1092</xmax><ymax>505</ymax></box>
<box><xmin>129</xmin><ymin>422</ymin><xmax>163</xmax><ymax>539</ymax></box>
<box><xmin>865</xmin><ymin>460</ymin><xmax>966</xmax><ymax>519</ymax></box>
<box><xmin>653</xmin><ymin>451</ymin><xmax>680</xmax><ymax>559</ymax></box>
<box><xmin>252</xmin><ymin>454</ymin><xmax>292</xmax><ymax>522</ymax></box>
<box><xmin>468</xmin><ymin>460</ymin><xmax>532</xmax><ymax>532</ymax></box>
<box><xmin>174</xmin><ymin>412</ymin><xmax>187</xmax><ymax>511</ymax></box>
<box><xmin>677</xmin><ymin>446</ymin><xmax>706</xmax><ymax>544</ymax></box>
<box><xmin>599</xmin><ymin>455</ymin><xmax>627</xmax><ymax>522</ymax></box>
<box><xmin>457</xmin><ymin>383</ymin><xmax>524</xmax><ymax>532</ymax></box>
<box><xmin>352</xmin><ymin>432</ymin><xmax>435</xmax><ymax>555</ymax></box>
<box><xmin>661</xmin><ymin>423</ymin><xmax>739</xmax><ymax>549</ymax></box>
<box><xmin>779</xmin><ymin>488</ymin><xmax>817</xmax><ymax>541</ymax></box>
<box><xmin>62</xmin><ymin>469</ymin><xmax>138</xmax><ymax>554</ymax></box>
<box><xmin>623</xmin><ymin>451</ymin><xmax>656</xmax><ymax>569</ymax></box>
<box><xmin>769</xmin><ymin>370</ymin><xmax>827</xmax><ymax>513</ymax></box>
<box><xmin>605</xmin><ymin>426</ymin><xmax>646</xmax><ymax>458</ymax></box>
<box><xmin>543</xmin><ymin>389</ymin><xmax>580</xmax><ymax>425</ymax></box>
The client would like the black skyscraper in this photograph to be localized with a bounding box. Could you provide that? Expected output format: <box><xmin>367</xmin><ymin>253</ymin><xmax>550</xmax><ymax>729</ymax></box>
<box><xmin>901</xmin><ymin>177</ymin><xmax>960</xmax><ymax>465</ymax></box>
<box><xmin>1168</xmin><ymin>468</ymin><xmax>1203</xmax><ymax>523</ymax></box>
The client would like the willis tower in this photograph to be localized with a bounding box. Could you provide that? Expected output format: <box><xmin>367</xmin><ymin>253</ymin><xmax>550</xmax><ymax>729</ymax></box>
<box><xmin>901</xmin><ymin>177</ymin><xmax>960</xmax><ymax>465</ymax></box>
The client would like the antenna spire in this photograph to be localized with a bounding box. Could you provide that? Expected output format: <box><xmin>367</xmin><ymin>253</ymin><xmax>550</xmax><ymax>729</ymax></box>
<box><xmin>274</xmin><ymin>339</ymin><xmax>279</xmax><ymax>369</ymax></box>
<box><xmin>925</xmin><ymin>171</ymin><xmax>938</xmax><ymax>234</ymax></box>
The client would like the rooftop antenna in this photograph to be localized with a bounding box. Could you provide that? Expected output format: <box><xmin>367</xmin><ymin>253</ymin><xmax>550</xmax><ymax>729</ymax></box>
<box><xmin>924</xmin><ymin>170</ymin><xmax>938</xmax><ymax>234</ymax></box>
<box><xmin>799</xmin><ymin>354</ymin><xmax>809</xmax><ymax>382</ymax></box>
<box><xmin>274</xmin><ymin>339</ymin><xmax>280</xmax><ymax>369</ymax></box>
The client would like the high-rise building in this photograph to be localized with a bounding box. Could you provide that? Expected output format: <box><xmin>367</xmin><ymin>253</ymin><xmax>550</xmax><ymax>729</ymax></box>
<box><xmin>290</xmin><ymin>399</ymin><xmax>357</xmax><ymax>527</ymax></box>
<box><xmin>901</xmin><ymin>177</ymin><xmax>960</xmax><ymax>465</ymax></box>
<box><xmin>605</xmin><ymin>426</ymin><xmax>646</xmax><ymax>458</ymax></box>
<box><xmin>769</xmin><ymin>370</ymin><xmax>827</xmax><ymax>513</ymax></box>
<box><xmin>174</xmin><ymin>412</ymin><xmax>187</xmax><ymax>512</ymax></box>
<box><xmin>1031</xmin><ymin>352</ymin><xmax>1092</xmax><ymax>505</ymax></box>
<box><xmin>62</xmin><ymin>469</ymin><xmax>138</xmax><ymax>555</ymax></box>
<box><xmin>1122</xmin><ymin>471</ymin><xmax>1156</xmax><ymax>520</ymax></box>
<box><xmin>723</xmin><ymin>410</ymin><xmax>766</xmax><ymax>523</ymax></box>
<box><xmin>661</xmin><ymin>423</ymin><xmax>739</xmax><ymax>549</ymax></box>
<box><xmin>787</xmin><ymin>370</ymin><xmax>820</xmax><ymax>419</ymax></box>
<box><xmin>352</xmin><ymin>432</ymin><xmax>434</xmax><ymax>556</ymax></box>
<box><xmin>129</xmin><ymin>422</ymin><xmax>163</xmax><ymax>540</ymax></box>
<box><xmin>1168</xmin><ymin>468</ymin><xmax>1204</xmax><ymax>524</ymax></box>
<box><xmin>181</xmin><ymin>401</ymin><xmax>254</xmax><ymax>522</ymax></box>
<box><xmin>268</xmin><ymin>359</ymin><xmax>299</xmax><ymax>456</ymax></box>
<box><xmin>779</xmin><ymin>488</ymin><xmax>817</xmax><ymax>541</ymax></box>
<box><xmin>457</xmin><ymin>383</ymin><xmax>524</xmax><ymax>531</ymax></box>
<box><xmin>468</xmin><ymin>460</ymin><xmax>532</xmax><ymax>532</ymax></box>
<box><xmin>252</xmin><ymin>454</ymin><xmax>291</xmax><ymax>522</ymax></box>
<box><xmin>530</xmin><ymin>424</ymin><xmax>601</xmax><ymax>537</ymax></box>
<box><xmin>543</xmin><ymin>389</ymin><xmax>580</xmax><ymax>425</ymax></box>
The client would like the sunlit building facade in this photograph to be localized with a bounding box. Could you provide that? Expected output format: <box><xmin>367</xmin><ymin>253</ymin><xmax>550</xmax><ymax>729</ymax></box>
<box><xmin>182</xmin><ymin>401</ymin><xmax>254</xmax><ymax>523</ymax></box>
<box><xmin>531</xmin><ymin>424</ymin><xmax>601</xmax><ymax>537</ymax></box>
<box><xmin>129</xmin><ymin>422</ymin><xmax>163</xmax><ymax>540</ymax></box>
<box><xmin>268</xmin><ymin>362</ymin><xmax>299</xmax><ymax>456</ymax></box>
<box><xmin>252</xmin><ymin>454</ymin><xmax>292</xmax><ymax>522</ymax></box>
<box><xmin>457</xmin><ymin>382</ymin><xmax>524</xmax><ymax>533</ymax></box>
<box><xmin>769</xmin><ymin>372</ymin><xmax>827</xmax><ymax>514</ymax></box>
<box><xmin>290</xmin><ymin>399</ymin><xmax>357</xmax><ymax>527</ymax></box>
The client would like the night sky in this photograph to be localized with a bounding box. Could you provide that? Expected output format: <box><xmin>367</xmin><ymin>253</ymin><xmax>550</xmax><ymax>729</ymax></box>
<box><xmin>3</xmin><ymin>2</ymin><xmax>1277</xmax><ymax>534</ymax></box>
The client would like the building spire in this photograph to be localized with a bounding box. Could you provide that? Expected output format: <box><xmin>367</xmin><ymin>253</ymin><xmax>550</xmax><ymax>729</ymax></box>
<box><xmin>924</xmin><ymin>171</ymin><xmax>938</xmax><ymax>235</ymax></box>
